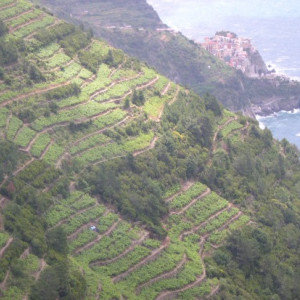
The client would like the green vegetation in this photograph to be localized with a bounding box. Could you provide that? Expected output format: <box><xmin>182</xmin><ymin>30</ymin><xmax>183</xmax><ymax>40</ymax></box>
<box><xmin>169</xmin><ymin>182</ymin><xmax>207</xmax><ymax>210</ymax></box>
<box><xmin>0</xmin><ymin>1</ymin><xmax>300</xmax><ymax>299</ymax></box>
<box><xmin>14</xmin><ymin>126</ymin><xmax>36</xmax><ymax>147</ymax></box>
<box><xmin>30</xmin><ymin>133</ymin><xmax>51</xmax><ymax>157</ymax></box>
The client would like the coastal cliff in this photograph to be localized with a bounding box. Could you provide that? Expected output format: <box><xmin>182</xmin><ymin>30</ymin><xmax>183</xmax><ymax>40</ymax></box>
<box><xmin>36</xmin><ymin>0</ymin><xmax>300</xmax><ymax>118</ymax></box>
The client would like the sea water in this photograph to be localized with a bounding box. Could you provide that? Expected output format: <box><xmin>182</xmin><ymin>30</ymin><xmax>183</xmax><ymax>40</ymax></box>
<box><xmin>257</xmin><ymin>110</ymin><xmax>300</xmax><ymax>149</ymax></box>
<box><xmin>147</xmin><ymin>0</ymin><xmax>300</xmax><ymax>148</ymax></box>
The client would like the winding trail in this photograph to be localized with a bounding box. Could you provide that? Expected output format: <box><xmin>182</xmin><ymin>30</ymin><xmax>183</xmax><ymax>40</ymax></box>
<box><xmin>0</xmin><ymin>270</ymin><xmax>10</xmax><ymax>290</ymax></box>
<box><xmin>90</xmin><ymin>231</ymin><xmax>149</xmax><ymax>267</ymax></box>
<box><xmin>67</xmin><ymin>216</ymin><xmax>102</xmax><ymax>241</ymax></box>
<box><xmin>13</xmin><ymin>157</ymin><xmax>35</xmax><ymax>176</ymax></box>
<box><xmin>113</xmin><ymin>237</ymin><xmax>170</xmax><ymax>283</ymax></box>
<box><xmin>170</xmin><ymin>188</ymin><xmax>211</xmax><ymax>216</ymax></box>
<box><xmin>33</xmin><ymin>258</ymin><xmax>47</xmax><ymax>281</ymax></box>
<box><xmin>50</xmin><ymin>203</ymin><xmax>99</xmax><ymax>230</ymax></box>
<box><xmin>0</xmin><ymin>237</ymin><xmax>13</xmax><ymax>259</ymax></box>
<box><xmin>207</xmin><ymin>284</ymin><xmax>220</xmax><ymax>299</ymax></box>
<box><xmin>136</xmin><ymin>76</ymin><xmax>159</xmax><ymax>91</ymax></box>
<box><xmin>75</xmin><ymin>220</ymin><xmax>120</xmax><ymax>255</ymax></box>
<box><xmin>20</xmin><ymin>248</ymin><xmax>30</xmax><ymax>259</ymax></box>
<box><xmin>71</xmin><ymin>116</ymin><xmax>130</xmax><ymax>147</ymax></box>
<box><xmin>89</xmin><ymin>73</ymin><xmax>142</xmax><ymax>101</ymax></box>
<box><xmin>0</xmin><ymin>80</ymin><xmax>73</xmax><ymax>108</ymax></box>
<box><xmin>165</xmin><ymin>181</ymin><xmax>194</xmax><ymax>203</ymax></box>
<box><xmin>4</xmin><ymin>7</ymin><xmax>34</xmax><ymax>22</ymax></box>
<box><xmin>133</xmin><ymin>136</ymin><xmax>158</xmax><ymax>157</ymax></box>
<box><xmin>168</xmin><ymin>86</ymin><xmax>180</xmax><ymax>106</ymax></box>
<box><xmin>136</xmin><ymin>253</ymin><xmax>187</xmax><ymax>294</ymax></box>
<box><xmin>0</xmin><ymin>197</ymin><xmax>9</xmax><ymax>211</ymax></box>
<box><xmin>161</xmin><ymin>82</ymin><xmax>171</xmax><ymax>96</ymax></box>
<box><xmin>156</xmin><ymin>238</ymin><xmax>206</xmax><ymax>300</ymax></box>
<box><xmin>179</xmin><ymin>204</ymin><xmax>233</xmax><ymax>240</ymax></box>
<box><xmin>212</xmin><ymin>116</ymin><xmax>237</xmax><ymax>152</ymax></box>
<box><xmin>217</xmin><ymin>211</ymin><xmax>243</xmax><ymax>232</ymax></box>
<box><xmin>9</xmin><ymin>14</ymin><xmax>44</xmax><ymax>33</ymax></box>
<box><xmin>91</xmin><ymin>135</ymin><xmax>158</xmax><ymax>167</ymax></box>
<box><xmin>40</xmin><ymin>140</ymin><xmax>53</xmax><ymax>159</ymax></box>
<box><xmin>0</xmin><ymin>1</ymin><xmax>17</xmax><ymax>12</ymax></box>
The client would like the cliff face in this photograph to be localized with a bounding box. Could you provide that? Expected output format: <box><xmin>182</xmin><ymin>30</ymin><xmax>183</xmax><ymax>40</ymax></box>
<box><xmin>245</xmin><ymin>50</ymin><xmax>268</xmax><ymax>77</ymax></box>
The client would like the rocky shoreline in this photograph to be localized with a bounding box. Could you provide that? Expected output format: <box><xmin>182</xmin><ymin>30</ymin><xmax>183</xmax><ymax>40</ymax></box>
<box><xmin>252</xmin><ymin>95</ymin><xmax>300</xmax><ymax>117</ymax></box>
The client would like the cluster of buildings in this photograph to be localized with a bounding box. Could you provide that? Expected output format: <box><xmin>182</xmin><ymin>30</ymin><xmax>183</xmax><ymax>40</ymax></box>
<box><xmin>201</xmin><ymin>32</ymin><xmax>256</xmax><ymax>73</ymax></box>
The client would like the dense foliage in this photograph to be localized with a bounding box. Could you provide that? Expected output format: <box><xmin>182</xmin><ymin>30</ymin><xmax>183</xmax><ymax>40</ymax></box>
<box><xmin>0</xmin><ymin>1</ymin><xmax>300</xmax><ymax>299</ymax></box>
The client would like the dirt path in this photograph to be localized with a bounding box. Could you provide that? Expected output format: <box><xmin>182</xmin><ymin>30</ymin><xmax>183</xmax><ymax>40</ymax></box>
<box><xmin>4</xmin><ymin>7</ymin><xmax>33</xmax><ymax>22</ymax></box>
<box><xmin>71</xmin><ymin>116</ymin><xmax>130</xmax><ymax>147</ymax></box>
<box><xmin>136</xmin><ymin>253</ymin><xmax>187</xmax><ymax>294</ymax></box>
<box><xmin>109</xmin><ymin>62</ymin><xmax>124</xmax><ymax>79</ymax></box>
<box><xmin>40</xmin><ymin>140</ymin><xmax>53</xmax><ymax>159</ymax></box>
<box><xmin>0</xmin><ymin>81</ymin><xmax>72</xmax><ymax>107</ymax></box>
<box><xmin>89</xmin><ymin>73</ymin><xmax>142</xmax><ymax>101</ymax></box>
<box><xmin>20</xmin><ymin>248</ymin><xmax>30</xmax><ymax>259</ymax></box>
<box><xmin>5</xmin><ymin>113</ymin><xmax>12</xmax><ymax>137</ymax></box>
<box><xmin>168</xmin><ymin>86</ymin><xmax>180</xmax><ymax>105</ymax></box>
<box><xmin>51</xmin><ymin>203</ymin><xmax>99</xmax><ymax>230</ymax></box>
<box><xmin>13</xmin><ymin>123</ymin><xmax>24</xmax><ymax>140</ymax></box>
<box><xmin>96</xmin><ymin>281</ymin><xmax>102</xmax><ymax>300</ymax></box>
<box><xmin>21</xmin><ymin>128</ymin><xmax>45</xmax><ymax>153</ymax></box>
<box><xmin>156</xmin><ymin>238</ymin><xmax>206</xmax><ymax>300</ymax></box>
<box><xmin>33</xmin><ymin>258</ymin><xmax>47</xmax><ymax>281</ymax></box>
<box><xmin>0</xmin><ymin>1</ymin><xmax>17</xmax><ymax>12</ymax></box>
<box><xmin>113</xmin><ymin>236</ymin><xmax>170</xmax><ymax>283</ymax></box>
<box><xmin>13</xmin><ymin>157</ymin><xmax>35</xmax><ymax>176</ymax></box>
<box><xmin>136</xmin><ymin>76</ymin><xmax>159</xmax><ymax>91</ymax></box>
<box><xmin>75</xmin><ymin>220</ymin><xmax>120</xmax><ymax>255</ymax></box>
<box><xmin>0</xmin><ymin>197</ymin><xmax>9</xmax><ymax>211</ymax></box>
<box><xmin>81</xmin><ymin>74</ymin><xmax>97</xmax><ymax>88</ymax></box>
<box><xmin>90</xmin><ymin>231</ymin><xmax>149</xmax><ymax>267</ymax></box>
<box><xmin>67</xmin><ymin>216</ymin><xmax>102</xmax><ymax>241</ymax></box>
<box><xmin>217</xmin><ymin>211</ymin><xmax>242</xmax><ymax>232</ymax></box>
<box><xmin>179</xmin><ymin>204</ymin><xmax>232</xmax><ymax>240</ymax></box>
<box><xmin>0</xmin><ymin>237</ymin><xmax>13</xmax><ymax>259</ymax></box>
<box><xmin>9</xmin><ymin>14</ymin><xmax>44</xmax><ymax>33</ymax></box>
<box><xmin>99</xmin><ymin>90</ymin><xmax>132</xmax><ymax>105</ymax></box>
<box><xmin>0</xmin><ymin>270</ymin><xmax>10</xmax><ymax>290</ymax></box>
<box><xmin>133</xmin><ymin>136</ymin><xmax>158</xmax><ymax>157</ymax></box>
<box><xmin>212</xmin><ymin>116</ymin><xmax>237</xmax><ymax>152</ymax></box>
<box><xmin>91</xmin><ymin>134</ymin><xmax>158</xmax><ymax>167</ymax></box>
<box><xmin>206</xmin><ymin>284</ymin><xmax>220</xmax><ymax>299</ymax></box>
<box><xmin>170</xmin><ymin>188</ymin><xmax>211</xmax><ymax>216</ymax></box>
<box><xmin>161</xmin><ymin>82</ymin><xmax>171</xmax><ymax>96</ymax></box>
<box><xmin>165</xmin><ymin>181</ymin><xmax>195</xmax><ymax>203</ymax></box>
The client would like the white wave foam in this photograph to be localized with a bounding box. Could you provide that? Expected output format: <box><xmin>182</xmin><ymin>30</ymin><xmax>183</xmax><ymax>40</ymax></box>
<box><xmin>266</xmin><ymin>61</ymin><xmax>300</xmax><ymax>82</ymax></box>
<box><xmin>258</xmin><ymin>122</ymin><xmax>266</xmax><ymax>130</ymax></box>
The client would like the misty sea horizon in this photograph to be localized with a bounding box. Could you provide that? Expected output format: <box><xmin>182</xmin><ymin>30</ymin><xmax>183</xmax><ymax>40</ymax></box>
<box><xmin>148</xmin><ymin>0</ymin><xmax>300</xmax><ymax>148</ymax></box>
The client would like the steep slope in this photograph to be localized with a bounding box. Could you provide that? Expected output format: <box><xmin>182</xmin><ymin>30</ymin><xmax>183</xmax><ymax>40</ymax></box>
<box><xmin>0</xmin><ymin>1</ymin><xmax>300</xmax><ymax>300</ymax></box>
<box><xmin>36</xmin><ymin>0</ymin><xmax>300</xmax><ymax>116</ymax></box>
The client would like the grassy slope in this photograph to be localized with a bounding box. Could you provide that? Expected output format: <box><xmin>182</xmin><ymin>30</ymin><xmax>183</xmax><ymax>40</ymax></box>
<box><xmin>0</xmin><ymin>2</ymin><xmax>246</xmax><ymax>298</ymax></box>
<box><xmin>0</xmin><ymin>1</ymin><xmax>300</xmax><ymax>300</ymax></box>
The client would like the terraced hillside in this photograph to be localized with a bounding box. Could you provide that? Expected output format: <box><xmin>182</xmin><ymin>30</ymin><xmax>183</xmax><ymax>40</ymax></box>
<box><xmin>1</xmin><ymin>1</ymin><xmax>300</xmax><ymax>300</ymax></box>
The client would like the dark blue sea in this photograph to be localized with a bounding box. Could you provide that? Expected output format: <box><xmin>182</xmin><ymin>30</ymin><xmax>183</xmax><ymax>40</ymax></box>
<box><xmin>148</xmin><ymin>0</ymin><xmax>300</xmax><ymax>148</ymax></box>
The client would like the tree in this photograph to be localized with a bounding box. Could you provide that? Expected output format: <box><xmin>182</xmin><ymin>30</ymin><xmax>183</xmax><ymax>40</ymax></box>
<box><xmin>0</xmin><ymin>20</ymin><xmax>8</xmax><ymax>37</ymax></box>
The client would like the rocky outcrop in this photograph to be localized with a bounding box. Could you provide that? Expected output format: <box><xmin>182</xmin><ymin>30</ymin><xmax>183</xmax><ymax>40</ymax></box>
<box><xmin>252</xmin><ymin>95</ymin><xmax>300</xmax><ymax>116</ymax></box>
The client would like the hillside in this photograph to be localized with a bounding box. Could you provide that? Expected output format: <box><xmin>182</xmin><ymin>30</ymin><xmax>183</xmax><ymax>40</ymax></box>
<box><xmin>0</xmin><ymin>1</ymin><xmax>300</xmax><ymax>300</ymax></box>
<box><xmin>36</xmin><ymin>0</ymin><xmax>300</xmax><ymax>117</ymax></box>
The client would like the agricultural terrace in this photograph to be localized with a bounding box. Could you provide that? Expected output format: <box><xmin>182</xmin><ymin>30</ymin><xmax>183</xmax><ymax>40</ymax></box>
<box><xmin>0</xmin><ymin>1</ymin><xmax>253</xmax><ymax>299</ymax></box>
<box><xmin>0</xmin><ymin>0</ymin><xmax>180</xmax><ymax>170</ymax></box>
<box><xmin>53</xmin><ymin>181</ymin><xmax>250</xmax><ymax>299</ymax></box>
